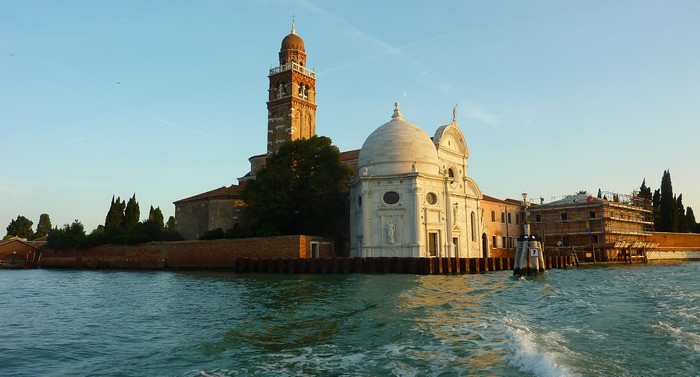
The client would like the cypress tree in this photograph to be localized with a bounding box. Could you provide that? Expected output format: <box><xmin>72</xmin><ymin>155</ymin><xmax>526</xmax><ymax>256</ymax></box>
<box><xmin>165</xmin><ymin>216</ymin><xmax>176</xmax><ymax>232</ymax></box>
<box><xmin>105</xmin><ymin>195</ymin><xmax>126</xmax><ymax>232</ymax></box>
<box><xmin>652</xmin><ymin>189</ymin><xmax>661</xmax><ymax>229</ymax></box>
<box><xmin>148</xmin><ymin>206</ymin><xmax>164</xmax><ymax>230</ymax></box>
<box><xmin>639</xmin><ymin>179</ymin><xmax>652</xmax><ymax>201</ymax></box>
<box><xmin>35</xmin><ymin>213</ymin><xmax>52</xmax><ymax>239</ymax></box>
<box><xmin>686</xmin><ymin>207</ymin><xmax>698</xmax><ymax>233</ymax></box>
<box><xmin>677</xmin><ymin>194</ymin><xmax>687</xmax><ymax>232</ymax></box>
<box><xmin>658</xmin><ymin>170</ymin><xmax>678</xmax><ymax>232</ymax></box>
<box><xmin>124</xmin><ymin>194</ymin><xmax>140</xmax><ymax>230</ymax></box>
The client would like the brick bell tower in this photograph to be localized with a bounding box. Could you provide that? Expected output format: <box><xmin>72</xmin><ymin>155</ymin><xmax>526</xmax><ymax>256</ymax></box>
<box><xmin>266</xmin><ymin>22</ymin><xmax>317</xmax><ymax>153</ymax></box>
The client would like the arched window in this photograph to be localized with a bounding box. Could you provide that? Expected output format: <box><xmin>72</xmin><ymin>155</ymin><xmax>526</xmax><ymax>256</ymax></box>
<box><xmin>470</xmin><ymin>211</ymin><xmax>476</xmax><ymax>241</ymax></box>
<box><xmin>448</xmin><ymin>168</ymin><xmax>455</xmax><ymax>181</ymax></box>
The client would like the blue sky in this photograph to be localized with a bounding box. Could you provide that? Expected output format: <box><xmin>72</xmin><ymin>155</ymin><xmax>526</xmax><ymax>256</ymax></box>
<box><xmin>2</xmin><ymin>0</ymin><xmax>699</xmax><ymax>233</ymax></box>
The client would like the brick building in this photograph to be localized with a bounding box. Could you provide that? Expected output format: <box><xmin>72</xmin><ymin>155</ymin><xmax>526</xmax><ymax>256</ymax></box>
<box><xmin>481</xmin><ymin>195</ymin><xmax>523</xmax><ymax>258</ymax></box>
<box><xmin>0</xmin><ymin>237</ymin><xmax>44</xmax><ymax>268</ymax></box>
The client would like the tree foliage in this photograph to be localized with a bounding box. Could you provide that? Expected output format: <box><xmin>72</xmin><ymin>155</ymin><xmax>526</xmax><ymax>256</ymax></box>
<box><xmin>105</xmin><ymin>195</ymin><xmax>126</xmax><ymax>232</ymax></box>
<box><xmin>165</xmin><ymin>216</ymin><xmax>176</xmax><ymax>232</ymax></box>
<box><xmin>676</xmin><ymin>194</ymin><xmax>687</xmax><ymax>233</ymax></box>
<box><xmin>47</xmin><ymin>195</ymin><xmax>181</xmax><ymax>250</ymax></box>
<box><xmin>639</xmin><ymin>179</ymin><xmax>652</xmax><ymax>201</ymax></box>
<box><xmin>241</xmin><ymin>136</ymin><xmax>353</xmax><ymax>238</ymax></box>
<box><xmin>124</xmin><ymin>194</ymin><xmax>140</xmax><ymax>230</ymax></box>
<box><xmin>35</xmin><ymin>213</ymin><xmax>52</xmax><ymax>238</ymax></box>
<box><xmin>47</xmin><ymin>220</ymin><xmax>86</xmax><ymax>250</ymax></box>
<box><xmin>652</xmin><ymin>188</ymin><xmax>661</xmax><ymax>228</ymax></box>
<box><xmin>148</xmin><ymin>206</ymin><xmax>164</xmax><ymax>231</ymax></box>
<box><xmin>658</xmin><ymin>170</ymin><xmax>678</xmax><ymax>232</ymax></box>
<box><xmin>686</xmin><ymin>206</ymin><xmax>698</xmax><ymax>233</ymax></box>
<box><xmin>5</xmin><ymin>215</ymin><xmax>34</xmax><ymax>240</ymax></box>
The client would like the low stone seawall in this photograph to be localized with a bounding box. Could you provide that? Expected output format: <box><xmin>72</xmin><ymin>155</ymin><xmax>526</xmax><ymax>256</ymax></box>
<box><xmin>38</xmin><ymin>242</ymin><xmax>576</xmax><ymax>275</ymax></box>
<box><xmin>647</xmin><ymin>249</ymin><xmax>700</xmax><ymax>261</ymax></box>
<box><xmin>646</xmin><ymin>232</ymin><xmax>700</xmax><ymax>261</ymax></box>
<box><xmin>39</xmin><ymin>236</ymin><xmax>334</xmax><ymax>270</ymax></box>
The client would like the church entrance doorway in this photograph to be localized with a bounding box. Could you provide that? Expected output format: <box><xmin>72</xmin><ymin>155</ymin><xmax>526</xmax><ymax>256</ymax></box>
<box><xmin>428</xmin><ymin>232</ymin><xmax>438</xmax><ymax>257</ymax></box>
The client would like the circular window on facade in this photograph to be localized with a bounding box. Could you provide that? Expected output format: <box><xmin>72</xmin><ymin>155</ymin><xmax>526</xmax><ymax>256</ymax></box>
<box><xmin>383</xmin><ymin>191</ymin><xmax>400</xmax><ymax>205</ymax></box>
<box><xmin>426</xmin><ymin>192</ymin><xmax>437</xmax><ymax>205</ymax></box>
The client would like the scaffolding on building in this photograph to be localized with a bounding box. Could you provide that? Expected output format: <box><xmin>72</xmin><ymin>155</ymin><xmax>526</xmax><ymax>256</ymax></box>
<box><xmin>531</xmin><ymin>190</ymin><xmax>654</xmax><ymax>262</ymax></box>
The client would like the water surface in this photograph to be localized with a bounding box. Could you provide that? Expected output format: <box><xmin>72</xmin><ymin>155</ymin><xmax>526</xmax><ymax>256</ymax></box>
<box><xmin>1</xmin><ymin>262</ymin><xmax>698</xmax><ymax>376</ymax></box>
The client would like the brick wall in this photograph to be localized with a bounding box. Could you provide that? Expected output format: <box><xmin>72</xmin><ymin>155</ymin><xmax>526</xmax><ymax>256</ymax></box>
<box><xmin>0</xmin><ymin>240</ymin><xmax>38</xmax><ymax>268</ymax></box>
<box><xmin>650</xmin><ymin>232</ymin><xmax>700</xmax><ymax>249</ymax></box>
<box><xmin>39</xmin><ymin>235</ymin><xmax>335</xmax><ymax>269</ymax></box>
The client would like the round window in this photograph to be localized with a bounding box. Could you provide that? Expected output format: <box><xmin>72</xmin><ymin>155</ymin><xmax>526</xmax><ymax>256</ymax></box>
<box><xmin>426</xmin><ymin>192</ymin><xmax>437</xmax><ymax>205</ymax></box>
<box><xmin>383</xmin><ymin>191</ymin><xmax>400</xmax><ymax>205</ymax></box>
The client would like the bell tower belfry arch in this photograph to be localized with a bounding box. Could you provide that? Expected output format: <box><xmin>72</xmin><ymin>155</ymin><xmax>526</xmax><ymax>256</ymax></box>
<box><xmin>266</xmin><ymin>22</ymin><xmax>317</xmax><ymax>153</ymax></box>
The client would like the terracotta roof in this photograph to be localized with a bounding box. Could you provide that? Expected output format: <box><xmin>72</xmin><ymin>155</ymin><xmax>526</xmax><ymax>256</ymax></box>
<box><xmin>0</xmin><ymin>237</ymin><xmax>40</xmax><ymax>250</ymax></box>
<box><xmin>340</xmin><ymin>149</ymin><xmax>360</xmax><ymax>160</ymax></box>
<box><xmin>482</xmin><ymin>194</ymin><xmax>509</xmax><ymax>204</ymax></box>
<box><xmin>173</xmin><ymin>185</ymin><xmax>243</xmax><ymax>204</ymax></box>
<box><xmin>482</xmin><ymin>194</ymin><xmax>523</xmax><ymax>206</ymax></box>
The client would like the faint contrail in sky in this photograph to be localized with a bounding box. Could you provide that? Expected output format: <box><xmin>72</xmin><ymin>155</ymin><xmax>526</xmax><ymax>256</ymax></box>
<box><xmin>35</xmin><ymin>81</ymin><xmax>217</xmax><ymax>138</ymax></box>
<box><xmin>297</xmin><ymin>0</ymin><xmax>469</xmax><ymax>76</ymax></box>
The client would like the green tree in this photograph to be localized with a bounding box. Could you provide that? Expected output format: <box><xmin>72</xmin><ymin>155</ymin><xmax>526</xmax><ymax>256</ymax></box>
<box><xmin>677</xmin><ymin>194</ymin><xmax>688</xmax><ymax>232</ymax></box>
<box><xmin>105</xmin><ymin>195</ymin><xmax>126</xmax><ymax>232</ymax></box>
<box><xmin>652</xmin><ymin>189</ymin><xmax>661</xmax><ymax>228</ymax></box>
<box><xmin>124</xmin><ymin>194</ymin><xmax>140</xmax><ymax>230</ymax></box>
<box><xmin>241</xmin><ymin>136</ymin><xmax>353</xmax><ymax>237</ymax></box>
<box><xmin>147</xmin><ymin>206</ymin><xmax>164</xmax><ymax>231</ymax></box>
<box><xmin>658</xmin><ymin>170</ymin><xmax>678</xmax><ymax>232</ymax></box>
<box><xmin>5</xmin><ymin>215</ymin><xmax>34</xmax><ymax>239</ymax></box>
<box><xmin>35</xmin><ymin>213</ymin><xmax>52</xmax><ymax>238</ymax></box>
<box><xmin>165</xmin><ymin>216</ymin><xmax>176</xmax><ymax>232</ymax></box>
<box><xmin>47</xmin><ymin>220</ymin><xmax>86</xmax><ymax>250</ymax></box>
<box><xmin>639</xmin><ymin>179</ymin><xmax>652</xmax><ymax>201</ymax></box>
<box><xmin>686</xmin><ymin>207</ymin><xmax>698</xmax><ymax>233</ymax></box>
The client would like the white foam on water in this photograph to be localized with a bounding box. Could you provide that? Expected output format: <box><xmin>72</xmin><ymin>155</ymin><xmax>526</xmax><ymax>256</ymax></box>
<box><xmin>503</xmin><ymin>317</ymin><xmax>579</xmax><ymax>377</ymax></box>
<box><xmin>654</xmin><ymin>321</ymin><xmax>700</xmax><ymax>354</ymax></box>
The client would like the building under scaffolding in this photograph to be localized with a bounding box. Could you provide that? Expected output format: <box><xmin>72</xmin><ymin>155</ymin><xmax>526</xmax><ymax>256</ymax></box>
<box><xmin>529</xmin><ymin>192</ymin><xmax>656</xmax><ymax>262</ymax></box>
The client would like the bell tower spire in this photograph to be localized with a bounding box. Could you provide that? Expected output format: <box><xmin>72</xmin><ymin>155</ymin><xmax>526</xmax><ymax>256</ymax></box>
<box><xmin>266</xmin><ymin>23</ymin><xmax>317</xmax><ymax>154</ymax></box>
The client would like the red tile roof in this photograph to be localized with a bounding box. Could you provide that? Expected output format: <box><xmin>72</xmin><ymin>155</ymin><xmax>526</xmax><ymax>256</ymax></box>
<box><xmin>173</xmin><ymin>185</ymin><xmax>243</xmax><ymax>204</ymax></box>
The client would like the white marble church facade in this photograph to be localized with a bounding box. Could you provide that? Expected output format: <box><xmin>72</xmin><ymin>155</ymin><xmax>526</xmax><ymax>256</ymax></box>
<box><xmin>349</xmin><ymin>103</ymin><xmax>485</xmax><ymax>258</ymax></box>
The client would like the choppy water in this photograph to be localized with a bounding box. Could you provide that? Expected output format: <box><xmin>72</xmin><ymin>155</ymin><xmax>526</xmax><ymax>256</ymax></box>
<box><xmin>1</xmin><ymin>262</ymin><xmax>698</xmax><ymax>376</ymax></box>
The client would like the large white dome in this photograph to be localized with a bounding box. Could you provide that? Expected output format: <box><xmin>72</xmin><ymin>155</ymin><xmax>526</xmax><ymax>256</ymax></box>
<box><xmin>359</xmin><ymin>103</ymin><xmax>440</xmax><ymax>176</ymax></box>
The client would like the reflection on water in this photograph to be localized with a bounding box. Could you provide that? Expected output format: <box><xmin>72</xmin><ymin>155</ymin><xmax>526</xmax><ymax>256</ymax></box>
<box><xmin>1</xmin><ymin>263</ymin><xmax>699</xmax><ymax>376</ymax></box>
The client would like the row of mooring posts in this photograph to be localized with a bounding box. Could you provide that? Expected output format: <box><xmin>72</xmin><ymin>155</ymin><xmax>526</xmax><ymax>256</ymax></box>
<box><xmin>178</xmin><ymin>256</ymin><xmax>573</xmax><ymax>275</ymax></box>
<box><xmin>185</xmin><ymin>257</ymin><xmax>516</xmax><ymax>275</ymax></box>
<box><xmin>513</xmin><ymin>235</ymin><xmax>546</xmax><ymax>275</ymax></box>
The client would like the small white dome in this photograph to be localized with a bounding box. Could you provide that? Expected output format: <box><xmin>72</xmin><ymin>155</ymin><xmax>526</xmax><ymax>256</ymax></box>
<box><xmin>359</xmin><ymin>103</ymin><xmax>440</xmax><ymax>176</ymax></box>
